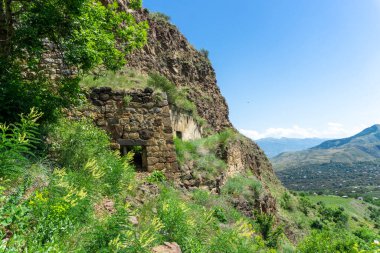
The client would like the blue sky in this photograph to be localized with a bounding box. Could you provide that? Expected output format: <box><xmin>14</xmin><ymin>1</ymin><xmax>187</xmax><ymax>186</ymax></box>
<box><xmin>143</xmin><ymin>0</ymin><xmax>380</xmax><ymax>139</ymax></box>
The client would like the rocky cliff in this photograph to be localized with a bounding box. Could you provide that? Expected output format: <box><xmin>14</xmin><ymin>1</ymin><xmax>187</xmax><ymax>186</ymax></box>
<box><xmin>125</xmin><ymin>9</ymin><xmax>280</xmax><ymax>215</ymax></box>
<box><xmin>126</xmin><ymin>10</ymin><xmax>232</xmax><ymax>133</ymax></box>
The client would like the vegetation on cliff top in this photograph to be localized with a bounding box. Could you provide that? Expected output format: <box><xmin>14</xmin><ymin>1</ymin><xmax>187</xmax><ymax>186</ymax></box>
<box><xmin>0</xmin><ymin>0</ymin><xmax>148</xmax><ymax>123</ymax></box>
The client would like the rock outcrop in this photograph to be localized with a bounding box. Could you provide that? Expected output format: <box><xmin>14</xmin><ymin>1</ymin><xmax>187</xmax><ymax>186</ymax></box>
<box><xmin>125</xmin><ymin>9</ymin><xmax>279</xmax><ymax>214</ymax></box>
<box><xmin>126</xmin><ymin>10</ymin><xmax>232</xmax><ymax>133</ymax></box>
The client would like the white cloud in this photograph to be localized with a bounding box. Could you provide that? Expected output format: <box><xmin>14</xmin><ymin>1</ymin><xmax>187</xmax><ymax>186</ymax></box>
<box><xmin>239</xmin><ymin>123</ymin><xmax>366</xmax><ymax>140</ymax></box>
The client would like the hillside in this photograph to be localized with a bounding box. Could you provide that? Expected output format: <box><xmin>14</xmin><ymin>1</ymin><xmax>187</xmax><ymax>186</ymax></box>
<box><xmin>256</xmin><ymin>138</ymin><xmax>326</xmax><ymax>158</ymax></box>
<box><xmin>1</xmin><ymin>1</ymin><xmax>379</xmax><ymax>252</ymax></box>
<box><xmin>272</xmin><ymin>124</ymin><xmax>380</xmax><ymax>169</ymax></box>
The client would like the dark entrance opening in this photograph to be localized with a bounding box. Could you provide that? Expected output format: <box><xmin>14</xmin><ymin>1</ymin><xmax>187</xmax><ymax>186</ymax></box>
<box><xmin>120</xmin><ymin>145</ymin><xmax>148</xmax><ymax>172</ymax></box>
<box><xmin>176</xmin><ymin>131</ymin><xmax>183</xmax><ymax>140</ymax></box>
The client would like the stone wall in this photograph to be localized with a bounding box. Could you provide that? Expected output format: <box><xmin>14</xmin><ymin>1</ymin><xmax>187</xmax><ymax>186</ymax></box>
<box><xmin>88</xmin><ymin>87</ymin><xmax>178</xmax><ymax>173</ymax></box>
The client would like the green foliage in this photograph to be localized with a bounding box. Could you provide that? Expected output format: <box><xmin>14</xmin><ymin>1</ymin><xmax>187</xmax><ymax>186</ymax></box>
<box><xmin>208</xmin><ymin>224</ymin><xmax>264</xmax><ymax>253</ymax></box>
<box><xmin>147</xmin><ymin>73</ymin><xmax>207</xmax><ymax>128</ymax></box>
<box><xmin>80</xmin><ymin>68</ymin><xmax>148</xmax><ymax>89</ymax></box>
<box><xmin>222</xmin><ymin>174</ymin><xmax>262</xmax><ymax>199</ymax></box>
<box><xmin>174</xmin><ymin>135</ymin><xmax>227</xmax><ymax>181</ymax></box>
<box><xmin>212</xmin><ymin>207</ymin><xmax>228</xmax><ymax>223</ymax></box>
<box><xmin>297</xmin><ymin>229</ymin><xmax>379</xmax><ymax>252</ymax></box>
<box><xmin>137</xmin><ymin>186</ymin><xmax>266</xmax><ymax>253</ymax></box>
<box><xmin>368</xmin><ymin>206</ymin><xmax>380</xmax><ymax>225</ymax></box>
<box><xmin>48</xmin><ymin>118</ymin><xmax>135</xmax><ymax>195</ymax></box>
<box><xmin>148</xmin><ymin>73</ymin><xmax>197</xmax><ymax>115</ymax></box>
<box><xmin>0</xmin><ymin>108</ymin><xmax>42</xmax><ymax>178</ymax></box>
<box><xmin>0</xmin><ymin>0</ymin><xmax>148</xmax><ymax>123</ymax></box>
<box><xmin>124</xmin><ymin>94</ymin><xmax>133</xmax><ymax>106</ymax></box>
<box><xmin>174</xmin><ymin>129</ymin><xmax>237</xmax><ymax>176</ymax></box>
<box><xmin>280</xmin><ymin>192</ymin><xmax>293</xmax><ymax>211</ymax></box>
<box><xmin>298</xmin><ymin>196</ymin><xmax>313</xmax><ymax>215</ymax></box>
<box><xmin>146</xmin><ymin>170</ymin><xmax>166</xmax><ymax>183</ymax></box>
<box><xmin>317</xmin><ymin>204</ymin><xmax>349</xmax><ymax>228</ymax></box>
<box><xmin>254</xmin><ymin>212</ymin><xmax>284</xmax><ymax>248</ymax></box>
<box><xmin>149</xmin><ymin>12</ymin><xmax>171</xmax><ymax>22</ymax></box>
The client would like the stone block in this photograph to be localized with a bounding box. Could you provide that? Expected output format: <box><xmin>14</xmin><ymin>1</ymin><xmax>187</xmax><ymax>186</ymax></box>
<box><xmin>93</xmin><ymin>100</ymin><xmax>104</xmax><ymax>106</ymax></box>
<box><xmin>99</xmin><ymin>87</ymin><xmax>112</xmax><ymax>92</ymax></box>
<box><xmin>96</xmin><ymin>119</ymin><xmax>107</xmax><ymax>127</ymax></box>
<box><xmin>139</xmin><ymin>130</ymin><xmax>154</xmax><ymax>140</ymax></box>
<box><xmin>107</xmin><ymin>118</ymin><xmax>119</xmax><ymax>125</ymax></box>
<box><xmin>147</xmin><ymin>157</ymin><xmax>159</xmax><ymax>165</ymax></box>
<box><xmin>129</xmin><ymin>133</ymin><xmax>140</xmax><ymax>139</ymax></box>
<box><xmin>164</xmin><ymin>128</ymin><xmax>173</xmax><ymax>134</ymax></box>
<box><xmin>147</xmin><ymin>146</ymin><xmax>160</xmax><ymax>153</ymax></box>
<box><xmin>110</xmin><ymin>143</ymin><xmax>120</xmax><ymax>150</ymax></box>
<box><xmin>99</xmin><ymin>93</ymin><xmax>110</xmax><ymax>101</ymax></box>
<box><xmin>142</xmin><ymin>102</ymin><xmax>154</xmax><ymax>109</ymax></box>
<box><xmin>147</xmin><ymin>139</ymin><xmax>157</xmax><ymax>146</ymax></box>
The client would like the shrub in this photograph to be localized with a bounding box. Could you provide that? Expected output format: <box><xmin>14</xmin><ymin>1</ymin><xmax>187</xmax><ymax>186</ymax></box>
<box><xmin>154</xmin><ymin>187</ymin><xmax>216</xmax><ymax>252</ymax></box>
<box><xmin>147</xmin><ymin>73</ymin><xmax>197</xmax><ymax>114</ymax></box>
<box><xmin>254</xmin><ymin>212</ymin><xmax>284</xmax><ymax>248</ymax></box>
<box><xmin>297</xmin><ymin>229</ymin><xmax>373</xmax><ymax>252</ymax></box>
<box><xmin>280</xmin><ymin>192</ymin><xmax>293</xmax><ymax>211</ymax></box>
<box><xmin>149</xmin><ymin>12</ymin><xmax>171</xmax><ymax>22</ymax></box>
<box><xmin>146</xmin><ymin>170</ymin><xmax>166</xmax><ymax>183</ymax></box>
<box><xmin>174</xmin><ymin>136</ymin><xmax>227</xmax><ymax>181</ymax></box>
<box><xmin>310</xmin><ymin>219</ymin><xmax>323</xmax><ymax>230</ymax></box>
<box><xmin>209</xmin><ymin>227</ymin><xmax>262</xmax><ymax>253</ymax></box>
<box><xmin>222</xmin><ymin>175</ymin><xmax>261</xmax><ymax>199</ymax></box>
<box><xmin>48</xmin><ymin>118</ymin><xmax>135</xmax><ymax>195</ymax></box>
<box><xmin>0</xmin><ymin>108</ymin><xmax>42</xmax><ymax>178</ymax></box>
<box><xmin>212</xmin><ymin>207</ymin><xmax>228</xmax><ymax>223</ymax></box>
<box><xmin>199</xmin><ymin>49</ymin><xmax>209</xmax><ymax>59</ymax></box>
<box><xmin>123</xmin><ymin>95</ymin><xmax>133</xmax><ymax>106</ymax></box>
<box><xmin>298</xmin><ymin>196</ymin><xmax>313</xmax><ymax>215</ymax></box>
<box><xmin>317</xmin><ymin>205</ymin><xmax>348</xmax><ymax>227</ymax></box>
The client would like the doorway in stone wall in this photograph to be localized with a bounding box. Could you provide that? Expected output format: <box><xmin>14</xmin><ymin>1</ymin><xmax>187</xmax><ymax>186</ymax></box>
<box><xmin>176</xmin><ymin>131</ymin><xmax>183</xmax><ymax>140</ymax></box>
<box><xmin>120</xmin><ymin>145</ymin><xmax>148</xmax><ymax>172</ymax></box>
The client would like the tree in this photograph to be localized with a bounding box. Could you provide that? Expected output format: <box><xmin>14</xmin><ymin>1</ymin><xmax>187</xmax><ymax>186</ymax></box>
<box><xmin>0</xmin><ymin>0</ymin><xmax>148</xmax><ymax>122</ymax></box>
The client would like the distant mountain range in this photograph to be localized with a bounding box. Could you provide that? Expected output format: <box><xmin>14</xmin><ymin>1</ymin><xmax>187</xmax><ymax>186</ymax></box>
<box><xmin>256</xmin><ymin>137</ymin><xmax>326</xmax><ymax>158</ymax></box>
<box><xmin>272</xmin><ymin>124</ymin><xmax>380</xmax><ymax>170</ymax></box>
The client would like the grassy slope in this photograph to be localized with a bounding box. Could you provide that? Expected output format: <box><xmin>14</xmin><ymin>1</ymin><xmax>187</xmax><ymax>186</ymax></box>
<box><xmin>308</xmin><ymin>195</ymin><xmax>376</xmax><ymax>230</ymax></box>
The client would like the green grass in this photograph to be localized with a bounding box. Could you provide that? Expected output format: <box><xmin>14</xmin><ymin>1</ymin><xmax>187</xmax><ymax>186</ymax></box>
<box><xmin>80</xmin><ymin>68</ymin><xmax>148</xmax><ymax>90</ymax></box>
<box><xmin>307</xmin><ymin>195</ymin><xmax>376</xmax><ymax>229</ymax></box>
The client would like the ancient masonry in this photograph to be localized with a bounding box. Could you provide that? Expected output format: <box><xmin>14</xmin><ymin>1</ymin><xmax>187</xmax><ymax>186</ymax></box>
<box><xmin>87</xmin><ymin>86</ymin><xmax>202</xmax><ymax>173</ymax></box>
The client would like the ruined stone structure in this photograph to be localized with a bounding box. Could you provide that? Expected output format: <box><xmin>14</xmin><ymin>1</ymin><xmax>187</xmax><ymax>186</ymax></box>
<box><xmin>170</xmin><ymin>110</ymin><xmax>202</xmax><ymax>141</ymax></box>
<box><xmin>88</xmin><ymin>87</ymin><xmax>178</xmax><ymax>173</ymax></box>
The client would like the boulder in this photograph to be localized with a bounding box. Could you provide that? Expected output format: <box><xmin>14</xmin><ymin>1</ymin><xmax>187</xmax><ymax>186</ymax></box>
<box><xmin>152</xmin><ymin>242</ymin><xmax>181</xmax><ymax>253</ymax></box>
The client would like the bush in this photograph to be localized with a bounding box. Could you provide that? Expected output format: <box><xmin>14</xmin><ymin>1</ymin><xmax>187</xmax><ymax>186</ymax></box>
<box><xmin>212</xmin><ymin>207</ymin><xmax>227</xmax><ymax>223</ymax></box>
<box><xmin>149</xmin><ymin>12</ymin><xmax>171</xmax><ymax>22</ymax></box>
<box><xmin>148</xmin><ymin>73</ymin><xmax>197</xmax><ymax>114</ymax></box>
<box><xmin>199</xmin><ymin>49</ymin><xmax>209</xmax><ymax>59</ymax></box>
<box><xmin>317</xmin><ymin>205</ymin><xmax>348</xmax><ymax>227</ymax></box>
<box><xmin>48</xmin><ymin>118</ymin><xmax>135</xmax><ymax>195</ymax></box>
<box><xmin>280</xmin><ymin>192</ymin><xmax>293</xmax><ymax>211</ymax></box>
<box><xmin>298</xmin><ymin>196</ymin><xmax>313</xmax><ymax>215</ymax></box>
<box><xmin>297</xmin><ymin>229</ymin><xmax>374</xmax><ymax>252</ymax></box>
<box><xmin>174</xmin><ymin>136</ymin><xmax>227</xmax><ymax>181</ymax></box>
<box><xmin>0</xmin><ymin>108</ymin><xmax>42</xmax><ymax>178</ymax></box>
<box><xmin>254</xmin><ymin>212</ymin><xmax>284</xmax><ymax>248</ymax></box>
<box><xmin>222</xmin><ymin>175</ymin><xmax>261</xmax><ymax>199</ymax></box>
<box><xmin>146</xmin><ymin>170</ymin><xmax>166</xmax><ymax>183</ymax></box>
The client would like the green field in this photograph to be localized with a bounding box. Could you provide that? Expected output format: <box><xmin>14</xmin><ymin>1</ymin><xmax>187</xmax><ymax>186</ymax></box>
<box><xmin>307</xmin><ymin>195</ymin><xmax>377</xmax><ymax>230</ymax></box>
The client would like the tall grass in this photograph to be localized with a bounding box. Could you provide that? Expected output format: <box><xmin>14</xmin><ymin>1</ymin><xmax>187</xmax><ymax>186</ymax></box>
<box><xmin>80</xmin><ymin>68</ymin><xmax>148</xmax><ymax>90</ymax></box>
